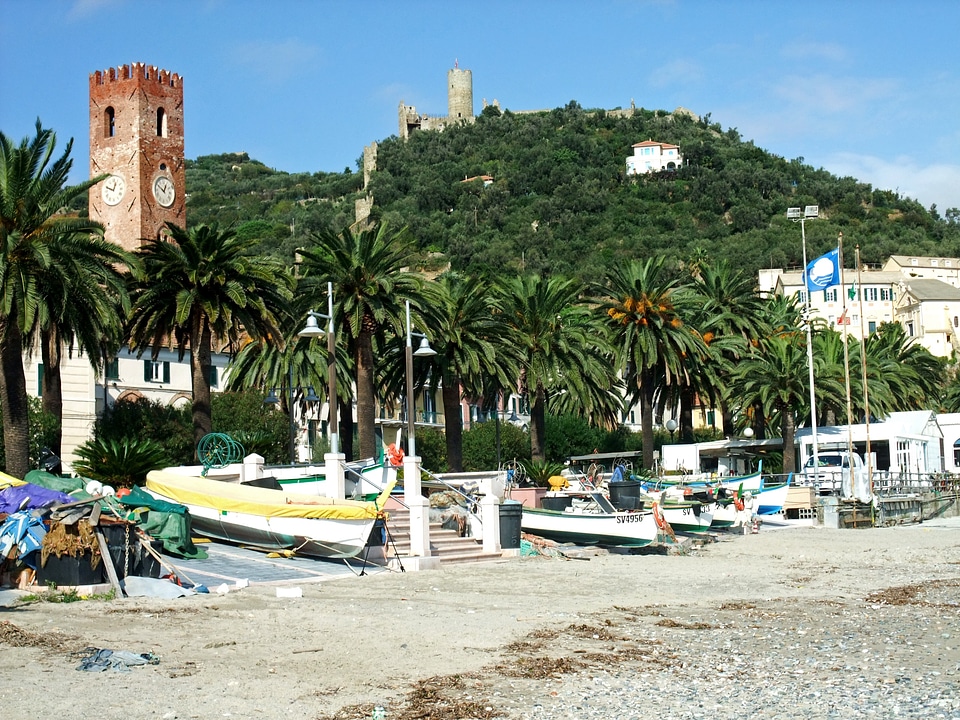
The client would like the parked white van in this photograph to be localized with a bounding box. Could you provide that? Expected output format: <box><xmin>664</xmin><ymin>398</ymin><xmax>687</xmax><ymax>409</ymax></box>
<box><xmin>800</xmin><ymin>451</ymin><xmax>870</xmax><ymax>501</ymax></box>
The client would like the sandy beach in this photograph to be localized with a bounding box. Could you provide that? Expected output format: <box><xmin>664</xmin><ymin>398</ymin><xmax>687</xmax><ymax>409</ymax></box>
<box><xmin>1</xmin><ymin>520</ymin><xmax>959</xmax><ymax>719</ymax></box>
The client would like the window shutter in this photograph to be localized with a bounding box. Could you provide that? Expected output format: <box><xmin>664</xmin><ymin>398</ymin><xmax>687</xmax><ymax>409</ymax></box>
<box><xmin>163</xmin><ymin>362</ymin><xmax>170</xmax><ymax>383</ymax></box>
<box><xmin>144</xmin><ymin>360</ymin><xmax>151</xmax><ymax>382</ymax></box>
<box><xmin>38</xmin><ymin>364</ymin><xmax>44</xmax><ymax>397</ymax></box>
<box><xmin>209</xmin><ymin>366</ymin><xmax>218</xmax><ymax>388</ymax></box>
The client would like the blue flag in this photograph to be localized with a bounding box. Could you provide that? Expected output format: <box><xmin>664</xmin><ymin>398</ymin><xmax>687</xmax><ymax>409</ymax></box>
<box><xmin>804</xmin><ymin>247</ymin><xmax>840</xmax><ymax>291</ymax></box>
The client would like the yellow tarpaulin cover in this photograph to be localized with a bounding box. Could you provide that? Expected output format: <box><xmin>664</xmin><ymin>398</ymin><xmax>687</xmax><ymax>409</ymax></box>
<box><xmin>145</xmin><ymin>470</ymin><xmax>394</xmax><ymax>521</ymax></box>
<box><xmin>0</xmin><ymin>471</ymin><xmax>25</xmax><ymax>489</ymax></box>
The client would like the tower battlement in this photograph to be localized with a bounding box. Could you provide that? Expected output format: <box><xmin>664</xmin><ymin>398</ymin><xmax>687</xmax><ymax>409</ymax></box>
<box><xmin>90</xmin><ymin>63</ymin><xmax>182</xmax><ymax>89</ymax></box>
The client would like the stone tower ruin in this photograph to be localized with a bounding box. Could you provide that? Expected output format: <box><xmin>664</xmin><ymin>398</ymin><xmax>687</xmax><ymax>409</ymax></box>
<box><xmin>399</xmin><ymin>63</ymin><xmax>475</xmax><ymax>140</ymax></box>
<box><xmin>88</xmin><ymin>63</ymin><xmax>186</xmax><ymax>251</ymax></box>
<box><xmin>447</xmin><ymin>67</ymin><xmax>473</xmax><ymax>121</ymax></box>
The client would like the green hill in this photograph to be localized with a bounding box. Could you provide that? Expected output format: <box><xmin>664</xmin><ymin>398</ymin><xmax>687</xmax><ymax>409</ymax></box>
<box><xmin>186</xmin><ymin>102</ymin><xmax>960</xmax><ymax>279</ymax></box>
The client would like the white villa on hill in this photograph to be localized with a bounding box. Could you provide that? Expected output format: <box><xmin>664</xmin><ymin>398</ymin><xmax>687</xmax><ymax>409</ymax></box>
<box><xmin>626</xmin><ymin>140</ymin><xmax>682</xmax><ymax>175</ymax></box>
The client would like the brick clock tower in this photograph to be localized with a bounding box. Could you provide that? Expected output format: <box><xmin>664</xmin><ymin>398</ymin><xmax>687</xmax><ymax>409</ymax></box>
<box><xmin>88</xmin><ymin>63</ymin><xmax>185</xmax><ymax>251</ymax></box>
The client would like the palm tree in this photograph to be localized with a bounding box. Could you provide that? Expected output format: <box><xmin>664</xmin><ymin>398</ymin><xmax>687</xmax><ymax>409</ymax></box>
<box><xmin>33</xmin><ymin>231</ymin><xmax>134</xmax><ymax>459</ymax></box>
<box><xmin>297</xmin><ymin>223</ymin><xmax>423</xmax><ymax>460</ymax></box>
<box><xmin>127</xmin><ymin>222</ymin><xmax>292</xmax><ymax>455</ymax></box>
<box><xmin>0</xmin><ymin>120</ymin><xmax>113</xmax><ymax>476</ymax></box>
<box><xmin>729</xmin><ymin>335</ymin><xmax>811</xmax><ymax>474</ymax></box>
<box><xmin>420</xmin><ymin>274</ymin><xmax>520</xmax><ymax>471</ymax></box>
<box><xmin>597</xmin><ymin>257</ymin><xmax>707</xmax><ymax>470</ymax></box>
<box><xmin>690</xmin><ymin>260</ymin><xmax>769</xmax><ymax>435</ymax></box>
<box><xmin>500</xmin><ymin>274</ymin><xmax>618</xmax><ymax>463</ymax></box>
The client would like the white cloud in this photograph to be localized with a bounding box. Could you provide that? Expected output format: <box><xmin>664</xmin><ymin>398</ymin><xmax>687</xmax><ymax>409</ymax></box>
<box><xmin>780</xmin><ymin>40</ymin><xmax>848</xmax><ymax>63</ymax></box>
<box><xmin>824</xmin><ymin>152</ymin><xmax>960</xmax><ymax>212</ymax></box>
<box><xmin>230</xmin><ymin>39</ymin><xmax>320</xmax><ymax>85</ymax></box>
<box><xmin>648</xmin><ymin>59</ymin><xmax>703</xmax><ymax>88</ymax></box>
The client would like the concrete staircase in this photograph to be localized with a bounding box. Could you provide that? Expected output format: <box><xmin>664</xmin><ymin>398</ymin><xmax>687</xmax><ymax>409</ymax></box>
<box><xmin>374</xmin><ymin>507</ymin><xmax>504</xmax><ymax>566</ymax></box>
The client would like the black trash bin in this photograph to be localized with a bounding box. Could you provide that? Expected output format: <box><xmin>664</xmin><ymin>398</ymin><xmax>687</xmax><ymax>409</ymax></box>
<box><xmin>499</xmin><ymin>501</ymin><xmax>523</xmax><ymax>549</ymax></box>
<box><xmin>541</xmin><ymin>495</ymin><xmax>573</xmax><ymax>512</ymax></box>
<box><xmin>608</xmin><ymin>481</ymin><xmax>645</xmax><ymax>511</ymax></box>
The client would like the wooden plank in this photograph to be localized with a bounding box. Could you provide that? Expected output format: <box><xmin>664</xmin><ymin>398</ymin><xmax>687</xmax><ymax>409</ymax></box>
<box><xmin>94</xmin><ymin>527</ymin><xmax>124</xmax><ymax>597</ymax></box>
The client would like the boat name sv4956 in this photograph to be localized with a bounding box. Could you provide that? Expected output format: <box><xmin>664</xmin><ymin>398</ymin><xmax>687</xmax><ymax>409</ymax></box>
<box><xmin>616</xmin><ymin>513</ymin><xmax>649</xmax><ymax>524</ymax></box>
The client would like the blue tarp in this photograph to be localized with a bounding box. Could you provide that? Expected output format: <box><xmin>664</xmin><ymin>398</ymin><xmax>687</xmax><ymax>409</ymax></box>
<box><xmin>0</xmin><ymin>483</ymin><xmax>73</xmax><ymax>513</ymax></box>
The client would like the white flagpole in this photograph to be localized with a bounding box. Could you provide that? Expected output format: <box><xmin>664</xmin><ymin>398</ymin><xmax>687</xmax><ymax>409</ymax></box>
<box><xmin>797</xmin><ymin>209</ymin><xmax>820</xmax><ymax>480</ymax></box>
<box><xmin>856</xmin><ymin>245</ymin><xmax>873</xmax><ymax>496</ymax></box>
<box><xmin>839</xmin><ymin>233</ymin><xmax>856</xmax><ymax>497</ymax></box>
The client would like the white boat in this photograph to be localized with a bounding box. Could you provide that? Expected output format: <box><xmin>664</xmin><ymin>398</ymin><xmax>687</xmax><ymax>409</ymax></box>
<box><xmin>520</xmin><ymin>492</ymin><xmax>660</xmax><ymax>548</ymax></box>
<box><xmin>752</xmin><ymin>481</ymin><xmax>789</xmax><ymax>515</ymax></box>
<box><xmin>273</xmin><ymin>459</ymin><xmax>398</xmax><ymax>499</ymax></box>
<box><xmin>144</xmin><ymin>470</ymin><xmax>395</xmax><ymax>559</ymax></box>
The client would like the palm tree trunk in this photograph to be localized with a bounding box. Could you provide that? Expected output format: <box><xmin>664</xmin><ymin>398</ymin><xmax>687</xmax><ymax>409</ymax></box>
<box><xmin>356</xmin><ymin>330</ymin><xmax>377</xmax><ymax>460</ymax></box>
<box><xmin>679</xmin><ymin>385</ymin><xmax>695</xmax><ymax>443</ymax></box>
<box><xmin>0</xmin><ymin>323</ymin><xmax>31</xmax><ymax>477</ymax></box>
<box><xmin>338</xmin><ymin>397</ymin><xmax>354</xmax><ymax>460</ymax></box>
<box><xmin>442</xmin><ymin>371</ymin><xmax>463</xmax><ymax>471</ymax></box>
<box><xmin>41</xmin><ymin>326</ymin><xmax>63</xmax><ymax>458</ymax></box>
<box><xmin>530</xmin><ymin>384</ymin><xmax>547</xmax><ymax>463</ymax></box>
<box><xmin>639</xmin><ymin>370</ymin><xmax>656</xmax><ymax>470</ymax></box>
<box><xmin>191</xmin><ymin>319</ymin><xmax>213</xmax><ymax>459</ymax></box>
<box><xmin>781</xmin><ymin>403</ymin><xmax>797</xmax><ymax>476</ymax></box>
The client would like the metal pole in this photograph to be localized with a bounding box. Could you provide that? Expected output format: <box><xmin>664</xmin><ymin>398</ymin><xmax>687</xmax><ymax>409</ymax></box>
<box><xmin>839</xmin><ymin>232</ymin><xmax>856</xmax><ymax>473</ymax></box>
<box><xmin>405</xmin><ymin>300</ymin><xmax>416</xmax><ymax>458</ymax></box>
<box><xmin>288</xmin><ymin>365</ymin><xmax>296</xmax><ymax>464</ymax></box>
<box><xmin>801</xmin><ymin>217</ymin><xmax>820</xmax><ymax>477</ymax></box>
<box><xmin>856</xmin><ymin>246</ymin><xmax>873</xmax><ymax>495</ymax></box>
<box><xmin>327</xmin><ymin>282</ymin><xmax>338</xmax><ymax>455</ymax></box>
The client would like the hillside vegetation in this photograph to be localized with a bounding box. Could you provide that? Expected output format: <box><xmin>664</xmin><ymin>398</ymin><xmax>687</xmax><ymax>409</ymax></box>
<box><xmin>186</xmin><ymin>102</ymin><xmax>960</xmax><ymax>279</ymax></box>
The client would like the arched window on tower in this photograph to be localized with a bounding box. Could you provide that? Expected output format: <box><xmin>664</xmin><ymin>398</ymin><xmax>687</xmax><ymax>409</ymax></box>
<box><xmin>156</xmin><ymin>108</ymin><xmax>167</xmax><ymax>138</ymax></box>
<box><xmin>104</xmin><ymin>107</ymin><xmax>115</xmax><ymax>138</ymax></box>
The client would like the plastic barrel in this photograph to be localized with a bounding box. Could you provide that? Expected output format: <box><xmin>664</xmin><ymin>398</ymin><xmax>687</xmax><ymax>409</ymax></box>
<box><xmin>541</xmin><ymin>495</ymin><xmax>573</xmax><ymax>512</ymax></box>
<box><xmin>499</xmin><ymin>501</ymin><xmax>523</xmax><ymax>549</ymax></box>
<box><xmin>608</xmin><ymin>481</ymin><xmax>644</xmax><ymax>511</ymax></box>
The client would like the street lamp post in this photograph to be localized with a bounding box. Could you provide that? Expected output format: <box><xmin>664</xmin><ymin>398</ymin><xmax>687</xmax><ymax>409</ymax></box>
<box><xmin>788</xmin><ymin>205</ymin><xmax>821</xmax><ymax>476</ymax></box>
<box><xmin>404</xmin><ymin>299</ymin><xmax>437</xmax><ymax>459</ymax></box>
<box><xmin>403</xmin><ymin>299</ymin><xmax>437</xmax><ymax>564</ymax></box>
<box><xmin>298</xmin><ymin>282</ymin><xmax>338</xmax><ymax>455</ymax></box>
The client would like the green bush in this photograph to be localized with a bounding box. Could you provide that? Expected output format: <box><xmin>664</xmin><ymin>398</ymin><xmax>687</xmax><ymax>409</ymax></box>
<box><xmin>0</xmin><ymin>397</ymin><xmax>65</xmax><ymax>473</ymax></box>
<box><xmin>544</xmin><ymin>414</ymin><xmax>603</xmax><ymax>461</ymax></box>
<box><xmin>461</xmin><ymin>420</ymin><xmax>530</xmax><ymax>471</ymax></box>
<box><xmin>414</xmin><ymin>427</ymin><xmax>448</xmax><ymax>473</ymax></box>
<box><xmin>72</xmin><ymin>437</ymin><xmax>172</xmax><ymax>488</ymax></box>
<box><xmin>211</xmin><ymin>392</ymin><xmax>289</xmax><ymax>464</ymax></box>
<box><xmin>95</xmin><ymin>398</ymin><xmax>193</xmax><ymax>464</ymax></box>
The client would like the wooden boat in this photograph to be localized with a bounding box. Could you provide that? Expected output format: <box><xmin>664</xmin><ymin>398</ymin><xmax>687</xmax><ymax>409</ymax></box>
<box><xmin>752</xmin><ymin>481</ymin><xmax>789</xmax><ymax>515</ymax></box>
<box><xmin>144</xmin><ymin>470</ymin><xmax>395</xmax><ymax>559</ymax></box>
<box><xmin>520</xmin><ymin>492</ymin><xmax>660</xmax><ymax>548</ymax></box>
<box><xmin>657</xmin><ymin>486</ymin><xmax>714</xmax><ymax>534</ymax></box>
<box><xmin>274</xmin><ymin>459</ymin><xmax>398</xmax><ymax>499</ymax></box>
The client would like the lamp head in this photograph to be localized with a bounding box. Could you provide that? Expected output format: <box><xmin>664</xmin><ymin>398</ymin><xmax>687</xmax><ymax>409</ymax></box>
<box><xmin>298</xmin><ymin>314</ymin><xmax>325</xmax><ymax>338</ymax></box>
<box><xmin>414</xmin><ymin>336</ymin><xmax>437</xmax><ymax>357</ymax></box>
<box><xmin>264</xmin><ymin>389</ymin><xmax>279</xmax><ymax>404</ymax></box>
<box><xmin>743</xmin><ymin>427</ymin><xmax>755</xmax><ymax>439</ymax></box>
<box><xmin>665</xmin><ymin>419</ymin><xmax>678</xmax><ymax>433</ymax></box>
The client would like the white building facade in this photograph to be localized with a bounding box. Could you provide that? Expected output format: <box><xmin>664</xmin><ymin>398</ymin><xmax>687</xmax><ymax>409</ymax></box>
<box><xmin>626</xmin><ymin>140</ymin><xmax>682</xmax><ymax>175</ymax></box>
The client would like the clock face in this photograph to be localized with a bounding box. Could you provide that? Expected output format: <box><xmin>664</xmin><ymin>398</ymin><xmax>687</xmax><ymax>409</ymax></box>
<box><xmin>153</xmin><ymin>176</ymin><xmax>175</xmax><ymax>207</ymax></box>
<box><xmin>101</xmin><ymin>175</ymin><xmax>126</xmax><ymax>206</ymax></box>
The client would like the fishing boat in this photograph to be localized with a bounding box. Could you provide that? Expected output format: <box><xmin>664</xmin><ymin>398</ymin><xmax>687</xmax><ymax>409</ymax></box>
<box><xmin>144</xmin><ymin>470</ymin><xmax>395</xmax><ymax>559</ymax></box>
<box><xmin>520</xmin><ymin>492</ymin><xmax>660</xmax><ymax>548</ymax></box>
<box><xmin>656</xmin><ymin>486</ymin><xmax>714</xmax><ymax>534</ymax></box>
<box><xmin>751</xmin><ymin>480</ymin><xmax>790</xmax><ymax>515</ymax></box>
<box><xmin>273</xmin><ymin>459</ymin><xmax>398</xmax><ymax>499</ymax></box>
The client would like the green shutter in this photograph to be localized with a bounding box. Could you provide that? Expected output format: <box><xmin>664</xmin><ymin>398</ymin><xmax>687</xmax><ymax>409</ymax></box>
<box><xmin>144</xmin><ymin>360</ymin><xmax>151</xmax><ymax>382</ymax></box>
<box><xmin>163</xmin><ymin>362</ymin><xmax>170</xmax><ymax>383</ymax></box>
<box><xmin>37</xmin><ymin>364</ymin><xmax>44</xmax><ymax>397</ymax></box>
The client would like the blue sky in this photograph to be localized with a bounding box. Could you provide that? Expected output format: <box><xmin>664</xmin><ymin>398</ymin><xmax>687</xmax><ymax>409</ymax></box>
<box><xmin>3</xmin><ymin>0</ymin><xmax>959</xmax><ymax>214</ymax></box>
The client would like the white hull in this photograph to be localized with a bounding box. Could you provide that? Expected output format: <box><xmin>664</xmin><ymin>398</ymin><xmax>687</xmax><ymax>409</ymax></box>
<box><xmin>520</xmin><ymin>499</ymin><xmax>659</xmax><ymax>548</ymax></box>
